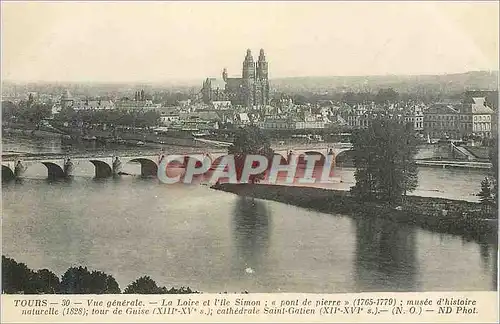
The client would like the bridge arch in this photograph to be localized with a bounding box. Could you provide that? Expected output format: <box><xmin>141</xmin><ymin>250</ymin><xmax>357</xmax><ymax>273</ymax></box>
<box><xmin>299</xmin><ymin>151</ymin><xmax>327</xmax><ymax>165</ymax></box>
<box><xmin>90</xmin><ymin>160</ymin><xmax>113</xmax><ymax>178</ymax></box>
<box><xmin>334</xmin><ymin>149</ymin><xmax>355</xmax><ymax>165</ymax></box>
<box><xmin>128</xmin><ymin>158</ymin><xmax>158</xmax><ymax>178</ymax></box>
<box><xmin>41</xmin><ymin>162</ymin><xmax>67</xmax><ymax>180</ymax></box>
<box><xmin>2</xmin><ymin>165</ymin><xmax>15</xmax><ymax>182</ymax></box>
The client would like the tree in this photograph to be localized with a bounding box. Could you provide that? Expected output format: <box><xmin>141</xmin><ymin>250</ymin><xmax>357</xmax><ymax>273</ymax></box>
<box><xmin>350</xmin><ymin>118</ymin><xmax>419</xmax><ymax>204</ymax></box>
<box><xmin>2</xmin><ymin>256</ymin><xmax>61</xmax><ymax>294</ymax></box>
<box><xmin>136</xmin><ymin>110</ymin><xmax>160</xmax><ymax>128</ymax></box>
<box><xmin>342</xmin><ymin>92</ymin><xmax>357</xmax><ymax>106</ymax></box>
<box><xmin>228</xmin><ymin>125</ymin><xmax>275</xmax><ymax>183</ymax></box>
<box><xmin>60</xmin><ymin>266</ymin><xmax>92</xmax><ymax>294</ymax></box>
<box><xmin>27</xmin><ymin>269</ymin><xmax>61</xmax><ymax>294</ymax></box>
<box><xmin>162</xmin><ymin>286</ymin><xmax>198</xmax><ymax>294</ymax></box>
<box><xmin>342</xmin><ymin>91</ymin><xmax>375</xmax><ymax>106</ymax></box>
<box><xmin>490</xmin><ymin>139</ymin><xmax>498</xmax><ymax>179</ymax></box>
<box><xmin>88</xmin><ymin>270</ymin><xmax>121</xmax><ymax>294</ymax></box>
<box><xmin>375</xmin><ymin>88</ymin><xmax>399</xmax><ymax>104</ymax></box>
<box><xmin>60</xmin><ymin>266</ymin><xmax>120</xmax><ymax>294</ymax></box>
<box><xmin>17</xmin><ymin>103</ymin><xmax>52</xmax><ymax>126</ymax></box>
<box><xmin>291</xmin><ymin>94</ymin><xmax>309</xmax><ymax>105</ymax></box>
<box><xmin>478</xmin><ymin>177</ymin><xmax>494</xmax><ymax>213</ymax></box>
<box><xmin>1</xmin><ymin>256</ymin><xmax>34</xmax><ymax>293</ymax></box>
<box><xmin>488</xmin><ymin>139</ymin><xmax>498</xmax><ymax>210</ymax></box>
<box><xmin>1</xmin><ymin>101</ymin><xmax>17</xmax><ymax>122</ymax></box>
<box><xmin>54</xmin><ymin>107</ymin><xmax>77</xmax><ymax>125</ymax></box>
<box><xmin>124</xmin><ymin>276</ymin><xmax>163</xmax><ymax>294</ymax></box>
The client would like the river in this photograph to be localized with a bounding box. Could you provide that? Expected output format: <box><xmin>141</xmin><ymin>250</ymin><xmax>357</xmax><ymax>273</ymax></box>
<box><xmin>2</xmin><ymin>137</ymin><xmax>498</xmax><ymax>293</ymax></box>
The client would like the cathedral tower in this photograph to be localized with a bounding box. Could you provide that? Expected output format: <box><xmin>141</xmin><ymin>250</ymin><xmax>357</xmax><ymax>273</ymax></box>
<box><xmin>242</xmin><ymin>49</ymin><xmax>255</xmax><ymax>107</ymax></box>
<box><xmin>256</xmin><ymin>49</ymin><xmax>268</xmax><ymax>80</ymax></box>
<box><xmin>242</xmin><ymin>49</ymin><xmax>255</xmax><ymax>80</ymax></box>
<box><xmin>254</xmin><ymin>48</ymin><xmax>269</xmax><ymax>107</ymax></box>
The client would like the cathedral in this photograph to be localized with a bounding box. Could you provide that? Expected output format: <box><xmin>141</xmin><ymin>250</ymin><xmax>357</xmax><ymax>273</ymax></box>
<box><xmin>202</xmin><ymin>49</ymin><xmax>270</xmax><ymax>107</ymax></box>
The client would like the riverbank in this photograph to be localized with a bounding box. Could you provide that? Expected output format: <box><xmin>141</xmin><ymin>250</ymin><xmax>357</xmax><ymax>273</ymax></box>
<box><xmin>2</xmin><ymin>123</ymin><xmax>220</xmax><ymax>150</ymax></box>
<box><xmin>211</xmin><ymin>183</ymin><xmax>498</xmax><ymax>244</ymax></box>
<box><xmin>2</xmin><ymin>127</ymin><xmax>63</xmax><ymax>139</ymax></box>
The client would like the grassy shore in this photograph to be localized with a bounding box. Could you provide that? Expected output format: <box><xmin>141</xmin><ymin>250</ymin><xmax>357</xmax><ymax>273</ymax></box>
<box><xmin>211</xmin><ymin>183</ymin><xmax>498</xmax><ymax>244</ymax></box>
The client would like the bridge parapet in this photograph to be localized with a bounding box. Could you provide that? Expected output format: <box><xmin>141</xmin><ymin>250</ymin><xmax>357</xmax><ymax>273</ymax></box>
<box><xmin>1</xmin><ymin>143</ymin><xmax>354</xmax><ymax>180</ymax></box>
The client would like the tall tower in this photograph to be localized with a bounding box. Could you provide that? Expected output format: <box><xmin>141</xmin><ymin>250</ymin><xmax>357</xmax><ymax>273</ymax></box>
<box><xmin>242</xmin><ymin>49</ymin><xmax>255</xmax><ymax>107</ymax></box>
<box><xmin>256</xmin><ymin>49</ymin><xmax>268</xmax><ymax>80</ymax></box>
<box><xmin>222</xmin><ymin>68</ymin><xmax>228</xmax><ymax>82</ymax></box>
<box><xmin>242</xmin><ymin>49</ymin><xmax>255</xmax><ymax>80</ymax></box>
<box><xmin>255</xmin><ymin>49</ymin><xmax>269</xmax><ymax>106</ymax></box>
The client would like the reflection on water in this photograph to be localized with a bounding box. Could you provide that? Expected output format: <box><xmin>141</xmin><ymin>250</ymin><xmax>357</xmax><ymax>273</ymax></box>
<box><xmin>354</xmin><ymin>216</ymin><xmax>417</xmax><ymax>292</ymax></box>
<box><xmin>1</xmin><ymin>137</ymin><xmax>497</xmax><ymax>293</ymax></box>
<box><xmin>231</xmin><ymin>197</ymin><xmax>270</xmax><ymax>277</ymax></box>
<box><xmin>1</xmin><ymin>177</ymin><xmax>497</xmax><ymax>292</ymax></box>
<box><xmin>478</xmin><ymin>241</ymin><xmax>498</xmax><ymax>291</ymax></box>
<box><xmin>2</xmin><ymin>137</ymin><xmax>63</xmax><ymax>154</ymax></box>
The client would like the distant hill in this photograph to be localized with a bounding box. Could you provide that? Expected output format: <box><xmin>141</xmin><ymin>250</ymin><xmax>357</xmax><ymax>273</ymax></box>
<box><xmin>3</xmin><ymin>71</ymin><xmax>498</xmax><ymax>97</ymax></box>
<box><xmin>270</xmin><ymin>71</ymin><xmax>499</xmax><ymax>94</ymax></box>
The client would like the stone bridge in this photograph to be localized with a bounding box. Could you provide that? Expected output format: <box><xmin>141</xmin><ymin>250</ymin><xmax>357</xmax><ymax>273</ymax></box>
<box><xmin>2</xmin><ymin>143</ymin><xmax>353</xmax><ymax>181</ymax></box>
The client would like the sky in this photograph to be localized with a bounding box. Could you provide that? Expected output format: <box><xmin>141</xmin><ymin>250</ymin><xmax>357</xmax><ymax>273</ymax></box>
<box><xmin>1</xmin><ymin>1</ymin><xmax>499</xmax><ymax>83</ymax></box>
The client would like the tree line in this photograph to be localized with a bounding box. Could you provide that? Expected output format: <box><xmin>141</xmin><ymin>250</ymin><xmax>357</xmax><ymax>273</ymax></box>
<box><xmin>2</xmin><ymin>100</ymin><xmax>52</xmax><ymax>127</ymax></box>
<box><xmin>1</xmin><ymin>100</ymin><xmax>161</xmax><ymax>129</ymax></box>
<box><xmin>2</xmin><ymin>256</ymin><xmax>197</xmax><ymax>294</ymax></box>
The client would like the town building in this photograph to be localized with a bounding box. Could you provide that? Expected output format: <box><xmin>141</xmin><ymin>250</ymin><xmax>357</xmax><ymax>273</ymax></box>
<box><xmin>463</xmin><ymin>90</ymin><xmax>498</xmax><ymax>111</ymax></box>
<box><xmin>460</xmin><ymin>97</ymin><xmax>494</xmax><ymax>139</ymax></box>
<box><xmin>72</xmin><ymin>99</ymin><xmax>115</xmax><ymax>111</ymax></box>
<box><xmin>423</xmin><ymin>103</ymin><xmax>460</xmax><ymax>139</ymax></box>
<box><xmin>210</xmin><ymin>101</ymin><xmax>232</xmax><ymax>110</ymax></box>
<box><xmin>404</xmin><ymin>104</ymin><xmax>425</xmax><ymax>133</ymax></box>
<box><xmin>156</xmin><ymin>107</ymin><xmax>180</xmax><ymax>126</ymax></box>
<box><xmin>261</xmin><ymin>117</ymin><xmax>292</xmax><ymax>130</ymax></box>
<box><xmin>114</xmin><ymin>98</ymin><xmax>160</xmax><ymax>110</ymax></box>
<box><xmin>52</xmin><ymin>90</ymin><xmax>115</xmax><ymax>114</ymax></box>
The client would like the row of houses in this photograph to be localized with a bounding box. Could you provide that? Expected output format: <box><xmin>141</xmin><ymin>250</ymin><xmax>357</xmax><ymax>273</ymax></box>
<box><xmin>49</xmin><ymin>89</ymin><xmax>497</xmax><ymax>140</ymax></box>
<box><xmin>424</xmin><ymin>97</ymin><xmax>495</xmax><ymax>139</ymax></box>
<box><xmin>154</xmin><ymin>105</ymin><xmax>332</xmax><ymax>131</ymax></box>
<box><xmin>339</xmin><ymin>96</ymin><xmax>496</xmax><ymax>139</ymax></box>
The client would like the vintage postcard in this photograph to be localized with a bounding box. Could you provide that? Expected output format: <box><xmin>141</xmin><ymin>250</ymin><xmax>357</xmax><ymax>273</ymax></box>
<box><xmin>1</xmin><ymin>1</ymin><xmax>498</xmax><ymax>323</ymax></box>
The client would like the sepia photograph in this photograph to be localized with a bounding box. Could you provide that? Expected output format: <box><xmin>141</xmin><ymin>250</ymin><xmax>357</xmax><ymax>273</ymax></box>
<box><xmin>1</xmin><ymin>1</ymin><xmax>499</xmax><ymax>322</ymax></box>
